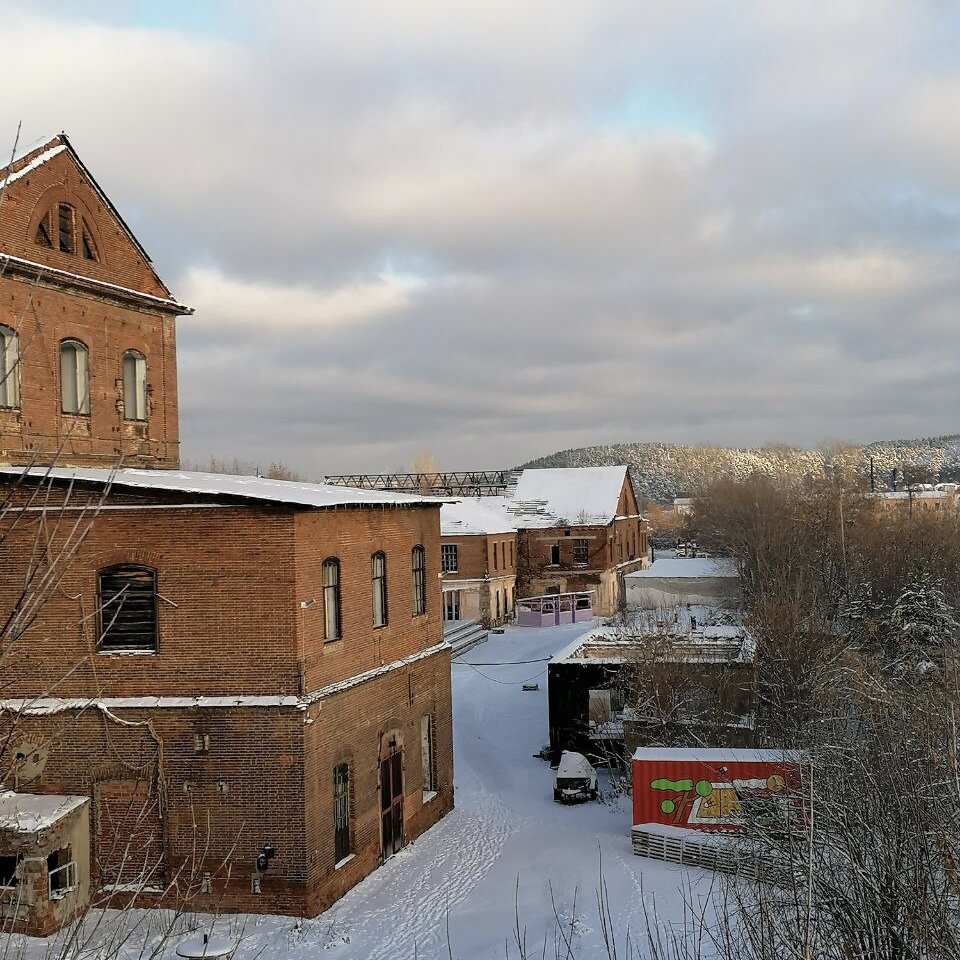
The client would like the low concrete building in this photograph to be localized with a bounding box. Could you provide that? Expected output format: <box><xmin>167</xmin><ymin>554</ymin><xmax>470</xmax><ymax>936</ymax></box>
<box><xmin>439</xmin><ymin>498</ymin><xmax>517</xmax><ymax>627</ymax></box>
<box><xmin>547</xmin><ymin>609</ymin><xmax>756</xmax><ymax>763</ymax></box>
<box><xmin>0</xmin><ymin>792</ymin><xmax>90</xmax><ymax>937</ymax></box>
<box><xmin>625</xmin><ymin>557</ymin><xmax>739</xmax><ymax>610</ymax></box>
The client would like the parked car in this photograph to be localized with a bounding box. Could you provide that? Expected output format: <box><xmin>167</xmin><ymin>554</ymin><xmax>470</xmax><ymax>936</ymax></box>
<box><xmin>553</xmin><ymin>750</ymin><xmax>598</xmax><ymax>802</ymax></box>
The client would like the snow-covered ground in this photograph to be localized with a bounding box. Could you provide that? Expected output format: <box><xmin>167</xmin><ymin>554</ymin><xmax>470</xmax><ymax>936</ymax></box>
<box><xmin>18</xmin><ymin>622</ymin><xmax>717</xmax><ymax>960</ymax></box>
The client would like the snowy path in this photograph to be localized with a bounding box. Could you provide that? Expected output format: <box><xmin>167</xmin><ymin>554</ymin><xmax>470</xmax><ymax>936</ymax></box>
<box><xmin>274</xmin><ymin>622</ymin><xmax>716</xmax><ymax>959</ymax></box>
<box><xmin>18</xmin><ymin>622</ymin><xmax>715</xmax><ymax>960</ymax></box>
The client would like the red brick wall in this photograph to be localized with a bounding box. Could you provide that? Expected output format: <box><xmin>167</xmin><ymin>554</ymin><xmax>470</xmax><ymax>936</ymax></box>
<box><xmin>0</xmin><ymin>490</ymin><xmax>446</xmax><ymax>700</ymax></box>
<box><xmin>0</xmin><ymin>502</ymin><xmax>301</xmax><ymax>698</ymax></box>
<box><xmin>0</xmin><ymin>141</ymin><xmax>181</xmax><ymax>468</ymax></box>
<box><xmin>1</xmin><ymin>648</ymin><xmax>453</xmax><ymax>919</ymax></box>
<box><xmin>295</xmin><ymin>507</ymin><xmax>444</xmax><ymax>694</ymax></box>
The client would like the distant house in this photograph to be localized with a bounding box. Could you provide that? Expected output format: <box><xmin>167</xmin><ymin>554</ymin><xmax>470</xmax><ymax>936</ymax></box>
<box><xmin>625</xmin><ymin>557</ymin><xmax>739</xmax><ymax>610</ymax></box>
<box><xmin>547</xmin><ymin>609</ymin><xmax>756</xmax><ymax>763</ymax></box>
<box><xmin>506</xmin><ymin>466</ymin><xmax>648</xmax><ymax>616</ymax></box>
<box><xmin>439</xmin><ymin>498</ymin><xmax>517</xmax><ymax>627</ymax></box>
<box><xmin>673</xmin><ymin>497</ymin><xmax>695</xmax><ymax>516</ymax></box>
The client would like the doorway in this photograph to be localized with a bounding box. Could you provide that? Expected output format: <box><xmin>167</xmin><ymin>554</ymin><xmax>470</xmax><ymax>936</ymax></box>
<box><xmin>380</xmin><ymin>737</ymin><xmax>404</xmax><ymax>859</ymax></box>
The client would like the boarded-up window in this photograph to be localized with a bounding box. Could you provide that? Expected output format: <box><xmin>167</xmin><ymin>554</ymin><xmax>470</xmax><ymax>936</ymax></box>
<box><xmin>372</xmin><ymin>552</ymin><xmax>388</xmax><ymax>628</ymax></box>
<box><xmin>98</xmin><ymin>565</ymin><xmax>158</xmax><ymax>652</ymax></box>
<box><xmin>411</xmin><ymin>546</ymin><xmax>426</xmax><ymax>616</ymax></box>
<box><xmin>323</xmin><ymin>558</ymin><xmax>341</xmax><ymax>641</ymax></box>
<box><xmin>333</xmin><ymin>763</ymin><xmax>351</xmax><ymax>864</ymax></box>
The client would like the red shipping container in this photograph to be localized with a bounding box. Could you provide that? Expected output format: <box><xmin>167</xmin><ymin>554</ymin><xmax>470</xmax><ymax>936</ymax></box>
<box><xmin>632</xmin><ymin>748</ymin><xmax>804</xmax><ymax>833</ymax></box>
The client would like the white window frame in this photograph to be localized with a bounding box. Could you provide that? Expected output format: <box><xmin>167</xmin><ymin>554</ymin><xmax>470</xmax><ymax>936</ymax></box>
<box><xmin>122</xmin><ymin>349</ymin><xmax>148</xmax><ymax>421</ymax></box>
<box><xmin>0</xmin><ymin>326</ymin><xmax>20</xmax><ymax>408</ymax></box>
<box><xmin>443</xmin><ymin>589</ymin><xmax>461</xmax><ymax>622</ymax></box>
<box><xmin>60</xmin><ymin>339</ymin><xmax>89</xmax><ymax>415</ymax></box>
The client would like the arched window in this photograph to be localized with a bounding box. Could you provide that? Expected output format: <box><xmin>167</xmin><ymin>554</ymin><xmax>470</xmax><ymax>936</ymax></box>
<box><xmin>97</xmin><ymin>564</ymin><xmax>158</xmax><ymax>652</ymax></box>
<box><xmin>372</xmin><ymin>552</ymin><xmax>388</xmax><ymax>628</ymax></box>
<box><xmin>57</xmin><ymin>204</ymin><xmax>74</xmax><ymax>254</ymax></box>
<box><xmin>411</xmin><ymin>546</ymin><xmax>426</xmax><ymax>617</ymax></box>
<box><xmin>59</xmin><ymin>339</ymin><xmax>89</xmax><ymax>414</ymax></box>
<box><xmin>322</xmin><ymin>558</ymin><xmax>341</xmax><ymax>642</ymax></box>
<box><xmin>122</xmin><ymin>350</ymin><xmax>147</xmax><ymax>421</ymax></box>
<box><xmin>333</xmin><ymin>762</ymin><xmax>352</xmax><ymax>864</ymax></box>
<box><xmin>0</xmin><ymin>326</ymin><xmax>19</xmax><ymax>408</ymax></box>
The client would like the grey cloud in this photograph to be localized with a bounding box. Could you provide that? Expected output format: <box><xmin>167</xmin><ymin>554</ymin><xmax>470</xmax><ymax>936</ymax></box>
<box><xmin>0</xmin><ymin>1</ymin><xmax>958</xmax><ymax>474</ymax></box>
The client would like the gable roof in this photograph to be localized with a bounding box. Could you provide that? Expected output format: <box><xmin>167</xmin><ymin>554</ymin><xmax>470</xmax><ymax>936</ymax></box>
<box><xmin>0</xmin><ymin>467</ymin><xmax>444</xmax><ymax>511</ymax></box>
<box><xmin>0</xmin><ymin>132</ymin><xmax>181</xmax><ymax>305</ymax></box>
<box><xmin>440</xmin><ymin>497</ymin><xmax>516</xmax><ymax>536</ymax></box>
<box><xmin>509</xmin><ymin>466</ymin><xmax>634</xmax><ymax>527</ymax></box>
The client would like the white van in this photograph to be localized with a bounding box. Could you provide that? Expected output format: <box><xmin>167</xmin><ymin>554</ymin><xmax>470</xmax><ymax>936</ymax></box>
<box><xmin>553</xmin><ymin>751</ymin><xmax>598</xmax><ymax>803</ymax></box>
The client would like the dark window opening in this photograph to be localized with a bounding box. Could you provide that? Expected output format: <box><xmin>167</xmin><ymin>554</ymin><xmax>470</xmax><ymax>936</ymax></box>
<box><xmin>81</xmin><ymin>222</ymin><xmax>98</xmax><ymax>261</ymax></box>
<box><xmin>0</xmin><ymin>854</ymin><xmax>21</xmax><ymax>887</ymax></box>
<box><xmin>98</xmin><ymin>565</ymin><xmax>158</xmax><ymax>652</ymax></box>
<box><xmin>36</xmin><ymin>218</ymin><xmax>52</xmax><ymax>247</ymax></box>
<box><xmin>333</xmin><ymin>763</ymin><xmax>351</xmax><ymax>863</ymax></box>
<box><xmin>412</xmin><ymin>546</ymin><xmax>426</xmax><ymax>616</ymax></box>
<box><xmin>441</xmin><ymin>543</ymin><xmax>458</xmax><ymax>573</ymax></box>
<box><xmin>58</xmin><ymin>204</ymin><xmax>74</xmax><ymax>254</ymax></box>
<box><xmin>47</xmin><ymin>846</ymin><xmax>75</xmax><ymax>896</ymax></box>
<box><xmin>550</xmin><ymin>544</ymin><xmax>561</xmax><ymax>566</ymax></box>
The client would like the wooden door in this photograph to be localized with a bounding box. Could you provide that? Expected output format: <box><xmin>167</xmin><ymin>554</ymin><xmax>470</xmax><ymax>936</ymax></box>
<box><xmin>380</xmin><ymin>747</ymin><xmax>404</xmax><ymax>859</ymax></box>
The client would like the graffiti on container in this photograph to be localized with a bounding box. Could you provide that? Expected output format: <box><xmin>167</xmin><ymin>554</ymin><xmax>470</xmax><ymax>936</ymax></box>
<box><xmin>650</xmin><ymin>774</ymin><xmax>786</xmax><ymax>826</ymax></box>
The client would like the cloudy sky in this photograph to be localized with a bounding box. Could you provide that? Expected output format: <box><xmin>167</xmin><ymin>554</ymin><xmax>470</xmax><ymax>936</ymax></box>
<box><xmin>2</xmin><ymin>1</ymin><xmax>959</xmax><ymax>475</ymax></box>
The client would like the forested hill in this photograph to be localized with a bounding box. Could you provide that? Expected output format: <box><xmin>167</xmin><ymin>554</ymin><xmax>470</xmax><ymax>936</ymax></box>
<box><xmin>520</xmin><ymin>435</ymin><xmax>960</xmax><ymax>504</ymax></box>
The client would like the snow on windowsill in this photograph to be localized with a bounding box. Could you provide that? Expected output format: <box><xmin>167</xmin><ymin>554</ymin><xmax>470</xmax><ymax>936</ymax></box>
<box><xmin>334</xmin><ymin>854</ymin><xmax>356</xmax><ymax>871</ymax></box>
<box><xmin>422</xmin><ymin>790</ymin><xmax>438</xmax><ymax>804</ymax></box>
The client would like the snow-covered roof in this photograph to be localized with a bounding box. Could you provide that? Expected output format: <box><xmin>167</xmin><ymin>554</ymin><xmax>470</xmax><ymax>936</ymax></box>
<box><xmin>626</xmin><ymin>558</ymin><xmax>738</xmax><ymax>580</ymax></box>
<box><xmin>508</xmin><ymin>466</ymin><xmax>632</xmax><ymax>527</ymax></box>
<box><xmin>0</xmin><ymin>142</ymin><xmax>67</xmax><ymax>189</ymax></box>
<box><xmin>440</xmin><ymin>497</ymin><xmax>516</xmax><ymax>536</ymax></box>
<box><xmin>632</xmin><ymin>747</ymin><xmax>804</xmax><ymax>763</ymax></box>
<box><xmin>0</xmin><ymin>791</ymin><xmax>88</xmax><ymax>833</ymax></box>
<box><xmin>0</xmin><ymin>467</ymin><xmax>444</xmax><ymax>511</ymax></box>
<box><xmin>550</xmin><ymin>609</ymin><xmax>753</xmax><ymax>665</ymax></box>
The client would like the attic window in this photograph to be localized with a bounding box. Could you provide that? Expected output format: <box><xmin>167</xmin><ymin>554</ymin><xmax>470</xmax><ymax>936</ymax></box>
<box><xmin>58</xmin><ymin>204</ymin><xmax>74</xmax><ymax>254</ymax></box>
<box><xmin>35</xmin><ymin>216</ymin><xmax>52</xmax><ymax>247</ymax></box>
<box><xmin>81</xmin><ymin>222</ymin><xmax>98</xmax><ymax>261</ymax></box>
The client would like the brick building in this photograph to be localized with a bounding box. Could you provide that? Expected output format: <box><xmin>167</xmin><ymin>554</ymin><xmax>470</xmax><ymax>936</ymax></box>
<box><xmin>439</xmin><ymin>498</ymin><xmax>517</xmax><ymax>627</ymax></box>
<box><xmin>0</xmin><ymin>134</ymin><xmax>188</xmax><ymax>469</ymax></box>
<box><xmin>0</xmin><ymin>136</ymin><xmax>455</xmax><ymax>926</ymax></box>
<box><xmin>506</xmin><ymin>466</ymin><xmax>649</xmax><ymax>616</ymax></box>
<box><xmin>0</xmin><ymin>469</ymin><xmax>453</xmax><ymax>918</ymax></box>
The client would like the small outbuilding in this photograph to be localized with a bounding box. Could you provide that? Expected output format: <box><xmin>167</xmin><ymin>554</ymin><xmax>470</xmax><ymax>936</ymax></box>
<box><xmin>0</xmin><ymin>791</ymin><xmax>90</xmax><ymax>936</ymax></box>
<box><xmin>625</xmin><ymin>557</ymin><xmax>739</xmax><ymax>610</ymax></box>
